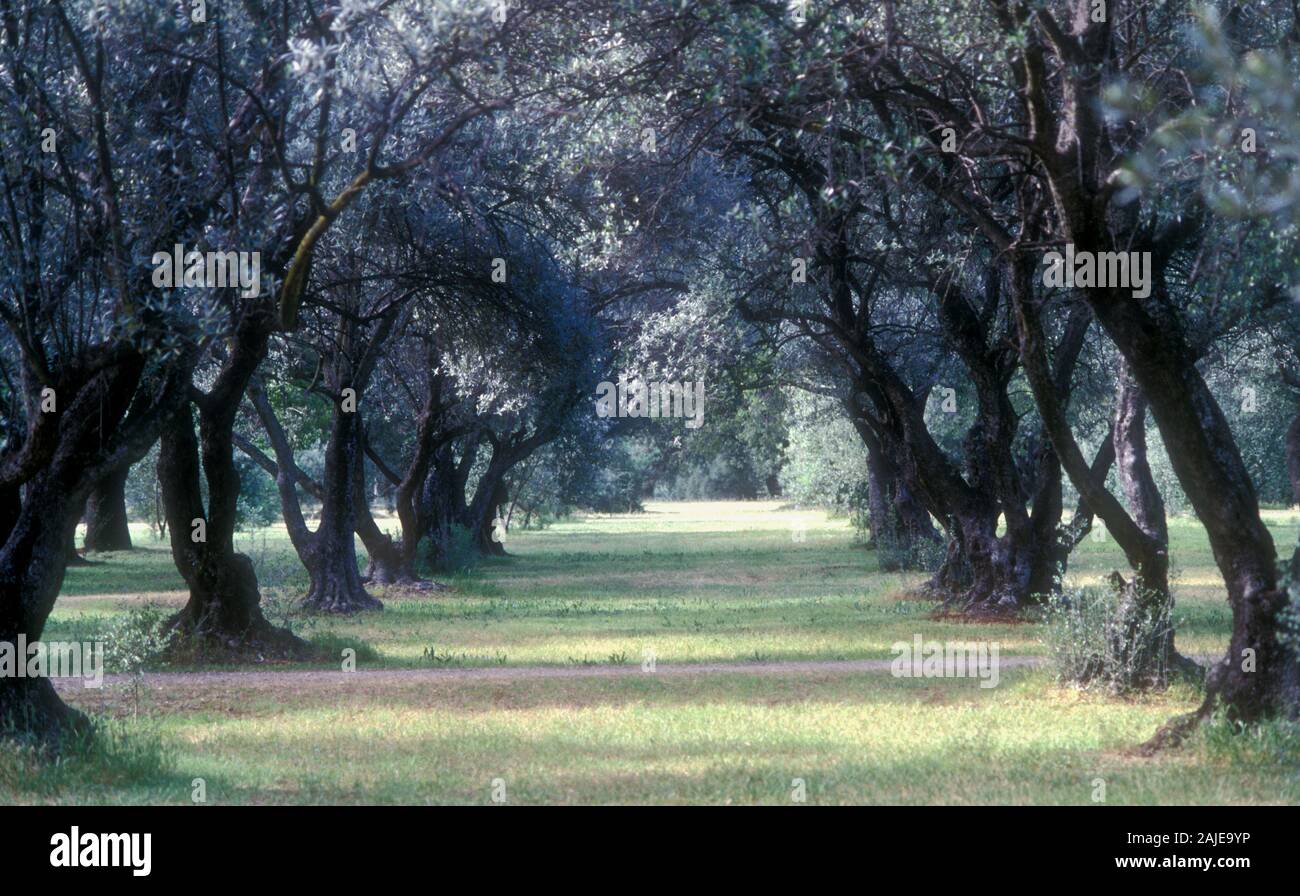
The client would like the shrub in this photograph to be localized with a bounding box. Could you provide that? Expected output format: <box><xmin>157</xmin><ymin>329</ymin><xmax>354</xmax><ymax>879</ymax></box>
<box><xmin>1041</xmin><ymin>580</ymin><xmax>1177</xmax><ymax>692</ymax></box>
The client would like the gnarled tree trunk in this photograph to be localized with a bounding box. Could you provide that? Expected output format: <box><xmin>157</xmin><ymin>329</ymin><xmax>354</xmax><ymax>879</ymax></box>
<box><xmin>1092</xmin><ymin>285</ymin><xmax>1298</xmax><ymax>724</ymax></box>
<box><xmin>1109</xmin><ymin>359</ymin><xmax>1195</xmax><ymax>684</ymax></box>
<box><xmin>0</xmin><ymin>478</ymin><xmax>93</xmax><ymax>745</ymax></box>
<box><xmin>301</xmin><ymin>412</ymin><xmax>381</xmax><ymax>613</ymax></box>
<box><xmin>849</xmin><ymin>406</ymin><xmax>939</xmax><ymax>570</ymax></box>
<box><xmin>2</xmin><ymin>354</ymin><xmax>179</xmax><ymax>746</ymax></box>
<box><xmin>159</xmin><ymin>304</ymin><xmax>307</xmax><ymax>658</ymax></box>
<box><xmin>159</xmin><ymin>403</ymin><xmax>305</xmax><ymax>654</ymax></box>
<box><xmin>249</xmin><ymin>380</ymin><xmax>382</xmax><ymax>614</ymax></box>
<box><xmin>83</xmin><ymin>467</ymin><xmax>133</xmax><ymax>552</ymax></box>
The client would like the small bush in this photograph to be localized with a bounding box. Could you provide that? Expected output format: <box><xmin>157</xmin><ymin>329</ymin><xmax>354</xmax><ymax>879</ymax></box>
<box><xmin>1041</xmin><ymin>582</ymin><xmax>1177</xmax><ymax>692</ymax></box>
<box><xmin>55</xmin><ymin>605</ymin><xmax>176</xmax><ymax>676</ymax></box>
<box><xmin>101</xmin><ymin>606</ymin><xmax>174</xmax><ymax>676</ymax></box>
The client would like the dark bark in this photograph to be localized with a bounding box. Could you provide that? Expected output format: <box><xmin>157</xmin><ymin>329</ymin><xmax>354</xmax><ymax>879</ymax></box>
<box><xmin>2</xmin><ymin>353</ymin><xmax>179</xmax><ymax>745</ymax></box>
<box><xmin>467</xmin><ymin>447</ymin><xmax>512</xmax><ymax>557</ymax></box>
<box><xmin>467</xmin><ymin>411</ymin><xmax>573</xmax><ymax>558</ymax></box>
<box><xmin>1052</xmin><ymin>428</ymin><xmax>1116</xmax><ymax>562</ymax></box>
<box><xmin>1089</xmin><ymin>282</ymin><xmax>1297</xmax><ymax>723</ymax></box>
<box><xmin>1</xmin><ymin>484</ymin><xmax>93</xmax><ymax>745</ymax></box>
<box><xmin>1008</xmin><ymin>5</ymin><xmax>1295</xmax><ymax>725</ymax></box>
<box><xmin>358</xmin><ymin>432</ymin><xmax>417</xmax><ymax>584</ymax></box>
<box><xmin>0</xmin><ymin>479</ymin><xmax>19</xmax><ymax>549</ymax></box>
<box><xmin>850</xmin><ymin>341</ymin><xmax>1065</xmax><ymax>613</ymax></box>
<box><xmin>249</xmin><ymin>381</ymin><xmax>381</xmax><ymax>615</ymax></box>
<box><xmin>159</xmin><ymin>404</ymin><xmax>304</xmax><ymax>654</ymax></box>
<box><xmin>850</xmin><ymin>406</ymin><xmax>938</xmax><ymax>570</ymax></box>
<box><xmin>358</xmin><ymin>365</ymin><xmax>460</xmax><ymax>585</ymax></box>
<box><xmin>83</xmin><ymin>467</ymin><xmax>133</xmax><ymax>551</ymax></box>
<box><xmin>821</xmin><ymin>212</ymin><xmax>1078</xmax><ymax>611</ymax></box>
<box><xmin>301</xmin><ymin>410</ymin><xmax>381</xmax><ymax>613</ymax></box>
<box><xmin>354</xmin><ymin>475</ymin><xmax>410</xmax><ymax>585</ymax></box>
<box><xmin>423</xmin><ymin>442</ymin><xmax>473</xmax><ymax>572</ymax></box>
<box><xmin>1009</xmin><ymin>266</ymin><xmax>1207</xmax><ymax>690</ymax></box>
<box><xmin>158</xmin><ymin>309</ymin><xmax>306</xmax><ymax>656</ymax></box>
<box><xmin>474</xmin><ymin>474</ymin><xmax>511</xmax><ymax>556</ymax></box>
<box><xmin>1108</xmin><ymin>359</ymin><xmax>1195</xmax><ymax>683</ymax></box>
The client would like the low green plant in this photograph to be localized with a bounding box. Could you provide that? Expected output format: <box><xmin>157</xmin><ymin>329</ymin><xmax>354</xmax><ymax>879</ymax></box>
<box><xmin>0</xmin><ymin>717</ymin><xmax>174</xmax><ymax>797</ymax></box>
<box><xmin>1041</xmin><ymin>581</ymin><xmax>1177</xmax><ymax>692</ymax></box>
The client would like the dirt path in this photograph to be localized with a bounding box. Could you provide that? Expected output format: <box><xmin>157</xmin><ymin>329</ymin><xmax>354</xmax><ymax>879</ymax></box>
<box><xmin>57</xmin><ymin>655</ymin><xmax>1049</xmax><ymax>691</ymax></box>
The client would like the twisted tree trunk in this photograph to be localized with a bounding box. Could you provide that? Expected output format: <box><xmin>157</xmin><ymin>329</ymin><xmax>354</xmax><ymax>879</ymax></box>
<box><xmin>422</xmin><ymin>443</ymin><xmax>473</xmax><ymax>572</ymax></box>
<box><xmin>849</xmin><ymin>406</ymin><xmax>938</xmax><ymax>570</ymax></box>
<box><xmin>248</xmin><ymin>381</ymin><xmax>381</xmax><ymax>614</ymax></box>
<box><xmin>160</xmin><ymin>404</ymin><xmax>306</xmax><ymax>653</ymax></box>
<box><xmin>301</xmin><ymin>412</ymin><xmax>381</xmax><ymax>613</ymax></box>
<box><xmin>159</xmin><ymin>310</ymin><xmax>307</xmax><ymax>657</ymax></box>
<box><xmin>1109</xmin><ymin>359</ymin><xmax>1195</xmax><ymax>684</ymax></box>
<box><xmin>2</xmin><ymin>355</ymin><xmax>179</xmax><ymax>745</ymax></box>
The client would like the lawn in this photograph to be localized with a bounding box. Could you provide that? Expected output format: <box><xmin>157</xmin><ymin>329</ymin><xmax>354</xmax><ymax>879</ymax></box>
<box><xmin>4</xmin><ymin>501</ymin><xmax>1298</xmax><ymax>805</ymax></box>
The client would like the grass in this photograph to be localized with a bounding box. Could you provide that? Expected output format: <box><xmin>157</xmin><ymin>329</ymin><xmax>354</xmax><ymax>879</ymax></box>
<box><xmin>4</xmin><ymin>500</ymin><xmax>1298</xmax><ymax>804</ymax></box>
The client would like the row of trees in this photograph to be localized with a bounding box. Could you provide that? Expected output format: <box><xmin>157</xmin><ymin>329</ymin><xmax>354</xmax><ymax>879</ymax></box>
<box><xmin>2</xmin><ymin>0</ymin><xmax>1297</xmax><ymax>746</ymax></box>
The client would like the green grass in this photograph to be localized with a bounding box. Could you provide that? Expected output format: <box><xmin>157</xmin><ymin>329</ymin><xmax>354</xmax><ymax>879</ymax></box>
<box><xmin>4</xmin><ymin>500</ymin><xmax>1297</xmax><ymax>804</ymax></box>
<box><xmin>48</xmin><ymin>502</ymin><xmax>1298</xmax><ymax>668</ymax></box>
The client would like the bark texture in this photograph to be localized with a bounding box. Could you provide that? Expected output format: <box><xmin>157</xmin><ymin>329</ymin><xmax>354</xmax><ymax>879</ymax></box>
<box><xmin>249</xmin><ymin>379</ymin><xmax>382</xmax><ymax>615</ymax></box>
<box><xmin>158</xmin><ymin>309</ymin><xmax>307</xmax><ymax>657</ymax></box>
<box><xmin>83</xmin><ymin>467</ymin><xmax>133</xmax><ymax>552</ymax></box>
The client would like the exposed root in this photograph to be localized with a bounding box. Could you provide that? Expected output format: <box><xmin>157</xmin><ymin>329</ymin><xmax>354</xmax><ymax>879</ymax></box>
<box><xmin>1138</xmin><ymin>706</ymin><xmax>1208</xmax><ymax>756</ymax></box>
<box><xmin>163</xmin><ymin>613</ymin><xmax>314</xmax><ymax>664</ymax></box>
<box><xmin>302</xmin><ymin>578</ymin><xmax>384</xmax><ymax>614</ymax></box>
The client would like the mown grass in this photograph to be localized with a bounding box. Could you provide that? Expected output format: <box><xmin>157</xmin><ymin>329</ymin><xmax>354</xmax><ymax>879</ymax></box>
<box><xmin>46</xmin><ymin>502</ymin><xmax>1299</xmax><ymax>669</ymax></box>
<box><xmin>8</xmin><ymin>670</ymin><xmax>1299</xmax><ymax>804</ymax></box>
<box><xmin>4</xmin><ymin>500</ymin><xmax>1296</xmax><ymax>805</ymax></box>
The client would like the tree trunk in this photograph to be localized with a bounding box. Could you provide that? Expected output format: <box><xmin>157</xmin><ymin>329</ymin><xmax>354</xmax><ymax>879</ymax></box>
<box><xmin>1088</xmin><ymin>282</ymin><xmax>1298</xmax><ymax>724</ymax></box>
<box><xmin>355</xmin><ymin>426</ymin><xmax>419</xmax><ymax>584</ymax></box>
<box><xmin>249</xmin><ymin>380</ymin><xmax>382</xmax><ymax>613</ymax></box>
<box><xmin>303</xmin><ymin>410</ymin><xmax>382</xmax><ymax>613</ymax></box>
<box><xmin>357</xmin><ymin>367</ymin><xmax>455</xmax><ymax>587</ymax></box>
<box><xmin>765</xmin><ymin>473</ymin><xmax>783</xmax><ymax>497</ymax></box>
<box><xmin>159</xmin><ymin>402</ymin><xmax>305</xmax><ymax>657</ymax></box>
<box><xmin>83</xmin><ymin>467</ymin><xmax>133</xmax><ymax>552</ymax></box>
<box><xmin>424</xmin><ymin>439</ymin><xmax>476</xmax><ymax>571</ymax></box>
<box><xmin>1</xmin><ymin>353</ymin><xmax>173</xmax><ymax>745</ymax></box>
<box><xmin>0</xmin><ymin>481</ymin><xmax>92</xmax><ymax>745</ymax></box>
<box><xmin>64</xmin><ymin>523</ymin><xmax>91</xmax><ymax>567</ymax></box>
<box><xmin>471</xmin><ymin>470</ymin><xmax>510</xmax><ymax>556</ymax></box>
<box><xmin>859</xmin><ymin>421</ymin><xmax>938</xmax><ymax>570</ymax></box>
<box><xmin>847</xmin><ymin>386</ymin><xmax>939</xmax><ymax>569</ymax></box>
<box><xmin>1110</xmin><ymin>360</ymin><xmax>1192</xmax><ymax>684</ymax></box>
<box><xmin>422</xmin><ymin>450</ymin><xmax>466</xmax><ymax>572</ymax></box>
